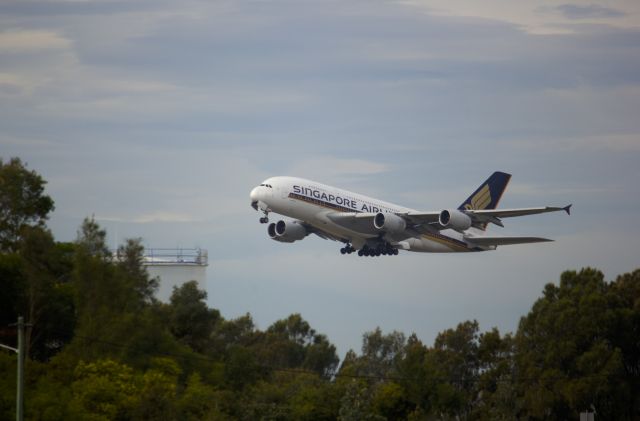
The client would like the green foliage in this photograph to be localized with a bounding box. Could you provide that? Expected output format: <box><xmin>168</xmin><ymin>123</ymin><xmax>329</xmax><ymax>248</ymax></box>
<box><xmin>169</xmin><ymin>280</ymin><xmax>220</xmax><ymax>353</ymax></box>
<box><xmin>0</xmin><ymin>157</ymin><xmax>55</xmax><ymax>252</ymax></box>
<box><xmin>372</xmin><ymin>382</ymin><xmax>412</xmax><ymax>419</ymax></box>
<box><xmin>0</xmin><ymin>353</ymin><xmax>16</xmax><ymax>420</ymax></box>
<box><xmin>70</xmin><ymin>359</ymin><xmax>139</xmax><ymax>420</ymax></box>
<box><xmin>514</xmin><ymin>267</ymin><xmax>638</xmax><ymax>420</ymax></box>
<box><xmin>177</xmin><ymin>373</ymin><xmax>224</xmax><ymax>421</ymax></box>
<box><xmin>0</xmin><ymin>251</ymin><xmax>22</xmax><ymax>335</ymax></box>
<box><xmin>19</xmin><ymin>226</ymin><xmax>76</xmax><ymax>360</ymax></box>
<box><xmin>258</xmin><ymin>314</ymin><xmax>339</xmax><ymax>378</ymax></box>
<box><xmin>338</xmin><ymin>380</ymin><xmax>385</xmax><ymax>421</ymax></box>
<box><xmin>116</xmin><ymin>238</ymin><xmax>159</xmax><ymax>308</ymax></box>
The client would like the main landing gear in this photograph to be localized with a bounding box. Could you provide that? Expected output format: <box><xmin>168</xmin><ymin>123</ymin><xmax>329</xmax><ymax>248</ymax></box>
<box><xmin>341</xmin><ymin>243</ymin><xmax>399</xmax><ymax>257</ymax></box>
<box><xmin>340</xmin><ymin>245</ymin><xmax>356</xmax><ymax>254</ymax></box>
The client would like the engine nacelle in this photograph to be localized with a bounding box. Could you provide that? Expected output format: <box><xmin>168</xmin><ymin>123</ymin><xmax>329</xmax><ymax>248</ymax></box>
<box><xmin>439</xmin><ymin>209</ymin><xmax>472</xmax><ymax>231</ymax></box>
<box><xmin>268</xmin><ymin>220</ymin><xmax>308</xmax><ymax>243</ymax></box>
<box><xmin>373</xmin><ymin>212</ymin><xmax>406</xmax><ymax>234</ymax></box>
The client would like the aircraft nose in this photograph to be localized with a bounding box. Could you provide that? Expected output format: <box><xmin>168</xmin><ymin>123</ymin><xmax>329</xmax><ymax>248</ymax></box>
<box><xmin>250</xmin><ymin>186</ymin><xmax>260</xmax><ymax>202</ymax></box>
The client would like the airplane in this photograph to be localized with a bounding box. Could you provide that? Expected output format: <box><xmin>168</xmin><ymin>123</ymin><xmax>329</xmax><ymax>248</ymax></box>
<box><xmin>249</xmin><ymin>171</ymin><xmax>571</xmax><ymax>257</ymax></box>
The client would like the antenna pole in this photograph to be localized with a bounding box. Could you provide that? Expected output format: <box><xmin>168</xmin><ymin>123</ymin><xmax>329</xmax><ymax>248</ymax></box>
<box><xmin>16</xmin><ymin>316</ymin><xmax>25</xmax><ymax>421</ymax></box>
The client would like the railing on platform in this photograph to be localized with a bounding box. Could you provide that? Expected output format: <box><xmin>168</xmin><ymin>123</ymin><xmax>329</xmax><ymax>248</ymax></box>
<box><xmin>142</xmin><ymin>248</ymin><xmax>208</xmax><ymax>266</ymax></box>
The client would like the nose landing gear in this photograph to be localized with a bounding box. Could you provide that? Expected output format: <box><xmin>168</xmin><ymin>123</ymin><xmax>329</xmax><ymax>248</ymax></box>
<box><xmin>258</xmin><ymin>210</ymin><xmax>270</xmax><ymax>224</ymax></box>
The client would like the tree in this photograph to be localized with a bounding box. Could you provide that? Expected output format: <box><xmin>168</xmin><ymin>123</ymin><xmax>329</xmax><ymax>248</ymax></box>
<box><xmin>0</xmin><ymin>252</ymin><xmax>22</xmax><ymax>341</ymax></box>
<box><xmin>338</xmin><ymin>380</ymin><xmax>385</xmax><ymax>421</ymax></box>
<box><xmin>259</xmin><ymin>314</ymin><xmax>339</xmax><ymax>378</ymax></box>
<box><xmin>0</xmin><ymin>157</ymin><xmax>54</xmax><ymax>252</ymax></box>
<box><xmin>18</xmin><ymin>226</ymin><xmax>76</xmax><ymax>360</ymax></box>
<box><xmin>70</xmin><ymin>218</ymin><xmax>117</xmax><ymax>359</ymax></box>
<box><xmin>211</xmin><ymin>313</ymin><xmax>256</xmax><ymax>352</ymax></box>
<box><xmin>132</xmin><ymin>358</ymin><xmax>180</xmax><ymax>420</ymax></box>
<box><xmin>472</xmin><ymin>328</ymin><xmax>516</xmax><ymax>419</ymax></box>
<box><xmin>68</xmin><ymin>359</ymin><xmax>139</xmax><ymax>420</ymax></box>
<box><xmin>177</xmin><ymin>373</ymin><xmax>227</xmax><ymax>421</ymax></box>
<box><xmin>514</xmin><ymin>268</ymin><xmax>631</xmax><ymax>419</ymax></box>
<box><xmin>116</xmin><ymin>238</ymin><xmax>158</xmax><ymax>309</ymax></box>
<box><xmin>168</xmin><ymin>280</ymin><xmax>220</xmax><ymax>353</ymax></box>
<box><xmin>303</xmin><ymin>333</ymin><xmax>340</xmax><ymax>378</ymax></box>
<box><xmin>356</xmin><ymin>327</ymin><xmax>406</xmax><ymax>379</ymax></box>
<box><xmin>610</xmin><ymin>269</ymin><xmax>640</xmax><ymax>417</ymax></box>
<box><xmin>337</xmin><ymin>329</ymin><xmax>410</xmax><ymax>419</ymax></box>
<box><xmin>70</xmin><ymin>218</ymin><xmax>187</xmax><ymax>367</ymax></box>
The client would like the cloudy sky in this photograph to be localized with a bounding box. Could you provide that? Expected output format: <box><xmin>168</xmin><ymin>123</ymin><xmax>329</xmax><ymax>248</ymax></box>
<box><xmin>2</xmin><ymin>0</ymin><xmax>639</xmax><ymax>357</ymax></box>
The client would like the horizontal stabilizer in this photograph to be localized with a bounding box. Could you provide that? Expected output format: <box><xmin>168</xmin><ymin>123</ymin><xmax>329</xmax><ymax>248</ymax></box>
<box><xmin>464</xmin><ymin>236</ymin><xmax>553</xmax><ymax>247</ymax></box>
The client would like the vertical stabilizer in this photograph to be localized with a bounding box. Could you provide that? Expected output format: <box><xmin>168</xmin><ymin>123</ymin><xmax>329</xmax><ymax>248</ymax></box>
<box><xmin>458</xmin><ymin>171</ymin><xmax>511</xmax><ymax>212</ymax></box>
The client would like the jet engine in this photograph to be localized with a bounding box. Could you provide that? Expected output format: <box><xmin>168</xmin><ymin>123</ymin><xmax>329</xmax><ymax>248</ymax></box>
<box><xmin>268</xmin><ymin>220</ymin><xmax>308</xmax><ymax>243</ymax></box>
<box><xmin>439</xmin><ymin>209</ymin><xmax>472</xmax><ymax>231</ymax></box>
<box><xmin>373</xmin><ymin>212</ymin><xmax>406</xmax><ymax>234</ymax></box>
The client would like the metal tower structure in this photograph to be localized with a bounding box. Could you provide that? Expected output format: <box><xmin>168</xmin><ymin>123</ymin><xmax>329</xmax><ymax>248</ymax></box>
<box><xmin>142</xmin><ymin>248</ymin><xmax>209</xmax><ymax>302</ymax></box>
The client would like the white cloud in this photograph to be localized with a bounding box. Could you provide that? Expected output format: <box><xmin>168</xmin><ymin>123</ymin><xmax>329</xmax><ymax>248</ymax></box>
<box><xmin>0</xmin><ymin>30</ymin><xmax>72</xmax><ymax>52</ymax></box>
<box><xmin>288</xmin><ymin>157</ymin><xmax>391</xmax><ymax>182</ymax></box>
<box><xmin>0</xmin><ymin>134</ymin><xmax>52</xmax><ymax>147</ymax></box>
<box><xmin>0</xmin><ymin>72</ymin><xmax>32</xmax><ymax>94</ymax></box>
<box><xmin>399</xmin><ymin>0</ymin><xmax>640</xmax><ymax>34</ymax></box>
<box><xmin>133</xmin><ymin>211</ymin><xmax>197</xmax><ymax>223</ymax></box>
<box><xmin>505</xmin><ymin>133</ymin><xmax>640</xmax><ymax>153</ymax></box>
<box><xmin>508</xmin><ymin>182</ymin><xmax>615</xmax><ymax>197</ymax></box>
<box><xmin>94</xmin><ymin>211</ymin><xmax>197</xmax><ymax>224</ymax></box>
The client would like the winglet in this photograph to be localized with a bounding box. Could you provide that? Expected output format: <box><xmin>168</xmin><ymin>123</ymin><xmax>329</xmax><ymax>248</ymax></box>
<box><xmin>563</xmin><ymin>204</ymin><xmax>572</xmax><ymax>215</ymax></box>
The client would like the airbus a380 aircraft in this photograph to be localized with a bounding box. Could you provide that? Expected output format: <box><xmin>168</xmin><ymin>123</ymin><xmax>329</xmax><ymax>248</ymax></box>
<box><xmin>249</xmin><ymin>172</ymin><xmax>571</xmax><ymax>257</ymax></box>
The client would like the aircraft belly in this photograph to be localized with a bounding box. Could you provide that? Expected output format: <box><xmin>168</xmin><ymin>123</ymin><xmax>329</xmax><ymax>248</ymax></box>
<box><xmin>407</xmin><ymin>237</ymin><xmax>454</xmax><ymax>253</ymax></box>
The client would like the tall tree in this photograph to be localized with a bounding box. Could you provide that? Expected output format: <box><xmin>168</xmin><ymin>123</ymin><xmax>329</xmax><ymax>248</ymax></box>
<box><xmin>260</xmin><ymin>314</ymin><xmax>339</xmax><ymax>378</ymax></box>
<box><xmin>116</xmin><ymin>238</ymin><xmax>158</xmax><ymax>310</ymax></box>
<box><xmin>515</xmin><ymin>268</ymin><xmax>631</xmax><ymax>419</ymax></box>
<box><xmin>168</xmin><ymin>280</ymin><xmax>220</xmax><ymax>353</ymax></box>
<box><xmin>0</xmin><ymin>157</ymin><xmax>54</xmax><ymax>252</ymax></box>
<box><xmin>18</xmin><ymin>226</ymin><xmax>75</xmax><ymax>360</ymax></box>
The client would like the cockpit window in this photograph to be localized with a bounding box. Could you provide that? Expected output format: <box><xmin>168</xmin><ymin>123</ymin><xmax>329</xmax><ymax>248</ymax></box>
<box><xmin>259</xmin><ymin>184</ymin><xmax>273</xmax><ymax>188</ymax></box>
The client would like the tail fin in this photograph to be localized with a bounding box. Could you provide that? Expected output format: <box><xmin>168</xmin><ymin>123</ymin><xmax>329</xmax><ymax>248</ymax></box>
<box><xmin>458</xmin><ymin>171</ymin><xmax>511</xmax><ymax>211</ymax></box>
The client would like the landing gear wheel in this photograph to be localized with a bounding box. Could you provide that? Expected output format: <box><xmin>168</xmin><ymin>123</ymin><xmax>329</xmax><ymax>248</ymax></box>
<box><xmin>341</xmin><ymin>244</ymin><xmax>356</xmax><ymax>255</ymax></box>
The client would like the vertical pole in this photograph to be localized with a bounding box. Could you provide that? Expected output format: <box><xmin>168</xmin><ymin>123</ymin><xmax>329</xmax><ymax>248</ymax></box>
<box><xmin>16</xmin><ymin>316</ymin><xmax>24</xmax><ymax>421</ymax></box>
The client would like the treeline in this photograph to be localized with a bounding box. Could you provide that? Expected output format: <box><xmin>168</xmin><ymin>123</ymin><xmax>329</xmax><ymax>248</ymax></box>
<box><xmin>1</xmin><ymin>157</ymin><xmax>639</xmax><ymax>420</ymax></box>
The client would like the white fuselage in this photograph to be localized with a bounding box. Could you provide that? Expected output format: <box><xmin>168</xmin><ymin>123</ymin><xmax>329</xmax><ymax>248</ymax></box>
<box><xmin>250</xmin><ymin>176</ymin><xmax>482</xmax><ymax>253</ymax></box>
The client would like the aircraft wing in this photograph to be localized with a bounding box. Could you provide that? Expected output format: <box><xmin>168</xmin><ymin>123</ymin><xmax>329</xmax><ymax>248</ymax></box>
<box><xmin>463</xmin><ymin>235</ymin><xmax>553</xmax><ymax>246</ymax></box>
<box><xmin>326</xmin><ymin>212</ymin><xmax>381</xmax><ymax>234</ymax></box>
<box><xmin>325</xmin><ymin>204</ymin><xmax>571</xmax><ymax>236</ymax></box>
<box><xmin>402</xmin><ymin>211</ymin><xmax>441</xmax><ymax>225</ymax></box>
<box><xmin>402</xmin><ymin>205</ymin><xmax>571</xmax><ymax>229</ymax></box>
